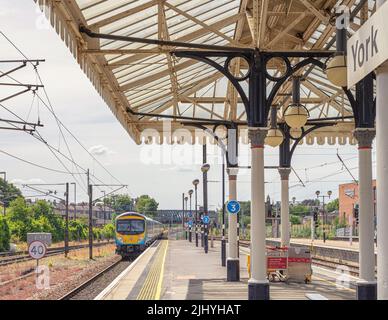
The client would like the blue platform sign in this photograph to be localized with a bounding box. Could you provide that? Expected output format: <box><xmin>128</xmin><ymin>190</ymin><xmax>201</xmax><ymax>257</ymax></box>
<box><xmin>202</xmin><ymin>215</ymin><xmax>210</xmax><ymax>224</ymax></box>
<box><xmin>188</xmin><ymin>220</ymin><xmax>193</xmax><ymax>227</ymax></box>
<box><xmin>227</xmin><ymin>200</ymin><xmax>240</xmax><ymax>215</ymax></box>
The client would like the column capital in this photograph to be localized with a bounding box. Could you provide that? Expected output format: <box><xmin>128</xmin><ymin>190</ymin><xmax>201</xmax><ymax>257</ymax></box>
<box><xmin>248</xmin><ymin>128</ymin><xmax>268</xmax><ymax>148</ymax></box>
<box><xmin>278</xmin><ymin>167</ymin><xmax>291</xmax><ymax>180</ymax></box>
<box><xmin>227</xmin><ymin>167</ymin><xmax>239</xmax><ymax>178</ymax></box>
<box><xmin>353</xmin><ymin>128</ymin><xmax>376</xmax><ymax>149</ymax></box>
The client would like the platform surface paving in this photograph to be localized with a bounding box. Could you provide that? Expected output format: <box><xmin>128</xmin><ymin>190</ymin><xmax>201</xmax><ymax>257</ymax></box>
<box><xmin>161</xmin><ymin>238</ymin><xmax>356</xmax><ymax>300</ymax></box>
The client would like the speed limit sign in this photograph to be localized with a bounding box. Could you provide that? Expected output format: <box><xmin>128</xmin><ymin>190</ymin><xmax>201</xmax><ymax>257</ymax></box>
<box><xmin>28</xmin><ymin>241</ymin><xmax>47</xmax><ymax>260</ymax></box>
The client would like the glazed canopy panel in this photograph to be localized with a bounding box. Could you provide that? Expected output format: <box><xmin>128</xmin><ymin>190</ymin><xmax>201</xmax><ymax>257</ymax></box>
<box><xmin>33</xmin><ymin>0</ymin><xmax>376</xmax><ymax>144</ymax></box>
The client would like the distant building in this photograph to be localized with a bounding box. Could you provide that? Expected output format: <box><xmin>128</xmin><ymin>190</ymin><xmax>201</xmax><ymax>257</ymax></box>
<box><xmin>338</xmin><ymin>180</ymin><xmax>377</xmax><ymax>223</ymax></box>
<box><xmin>54</xmin><ymin>202</ymin><xmax>114</xmax><ymax>226</ymax></box>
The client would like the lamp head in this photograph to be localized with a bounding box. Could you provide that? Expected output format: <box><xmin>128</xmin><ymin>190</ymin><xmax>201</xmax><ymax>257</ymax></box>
<box><xmin>326</xmin><ymin>55</ymin><xmax>347</xmax><ymax>87</ymax></box>
<box><xmin>315</xmin><ymin>190</ymin><xmax>320</xmax><ymax>197</ymax></box>
<box><xmin>283</xmin><ymin>103</ymin><xmax>308</xmax><ymax>129</ymax></box>
<box><xmin>201</xmin><ymin>163</ymin><xmax>210</xmax><ymax>173</ymax></box>
<box><xmin>265</xmin><ymin>128</ymin><xmax>284</xmax><ymax>147</ymax></box>
<box><xmin>192</xmin><ymin>179</ymin><xmax>200</xmax><ymax>186</ymax></box>
<box><xmin>188</xmin><ymin>189</ymin><xmax>193</xmax><ymax>196</ymax></box>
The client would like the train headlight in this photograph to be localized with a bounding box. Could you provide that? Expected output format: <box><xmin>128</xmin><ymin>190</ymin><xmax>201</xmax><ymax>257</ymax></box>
<box><xmin>117</xmin><ymin>237</ymin><xmax>123</xmax><ymax>243</ymax></box>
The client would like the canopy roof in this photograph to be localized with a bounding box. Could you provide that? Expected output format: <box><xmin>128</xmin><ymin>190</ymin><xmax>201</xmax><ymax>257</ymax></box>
<box><xmin>34</xmin><ymin>0</ymin><xmax>375</xmax><ymax>145</ymax></box>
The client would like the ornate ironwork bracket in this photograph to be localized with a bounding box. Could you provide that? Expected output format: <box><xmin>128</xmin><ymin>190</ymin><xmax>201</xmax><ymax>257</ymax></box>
<box><xmin>343</xmin><ymin>72</ymin><xmax>375</xmax><ymax>128</ymax></box>
<box><xmin>278</xmin><ymin>122</ymin><xmax>334</xmax><ymax>168</ymax></box>
<box><xmin>174</xmin><ymin>49</ymin><xmax>332</xmax><ymax>127</ymax></box>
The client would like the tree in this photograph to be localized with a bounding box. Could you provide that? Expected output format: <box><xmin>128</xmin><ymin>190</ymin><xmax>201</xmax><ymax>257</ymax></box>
<box><xmin>105</xmin><ymin>194</ymin><xmax>133</xmax><ymax>213</ymax></box>
<box><xmin>31</xmin><ymin>200</ymin><xmax>64</xmax><ymax>242</ymax></box>
<box><xmin>240</xmin><ymin>201</ymin><xmax>251</xmax><ymax>216</ymax></box>
<box><xmin>0</xmin><ymin>216</ymin><xmax>10</xmax><ymax>251</ymax></box>
<box><xmin>290</xmin><ymin>215</ymin><xmax>301</xmax><ymax>225</ymax></box>
<box><xmin>135</xmin><ymin>195</ymin><xmax>158</xmax><ymax>217</ymax></box>
<box><xmin>301</xmin><ymin>199</ymin><xmax>319</xmax><ymax>207</ymax></box>
<box><xmin>6</xmin><ymin>197</ymin><xmax>32</xmax><ymax>242</ymax></box>
<box><xmin>289</xmin><ymin>204</ymin><xmax>310</xmax><ymax>217</ymax></box>
<box><xmin>326</xmin><ymin>198</ymin><xmax>339</xmax><ymax>213</ymax></box>
<box><xmin>0</xmin><ymin>178</ymin><xmax>22</xmax><ymax>209</ymax></box>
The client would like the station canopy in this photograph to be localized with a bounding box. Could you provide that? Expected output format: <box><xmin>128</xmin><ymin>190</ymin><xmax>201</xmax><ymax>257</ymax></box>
<box><xmin>34</xmin><ymin>0</ymin><xmax>376</xmax><ymax>145</ymax></box>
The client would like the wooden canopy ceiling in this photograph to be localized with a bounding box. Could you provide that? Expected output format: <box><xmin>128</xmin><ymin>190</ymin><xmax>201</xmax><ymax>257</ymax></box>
<box><xmin>34</xmin><ymin>0</ymin><xmax>375</xmax><ymax>144</ymax></box>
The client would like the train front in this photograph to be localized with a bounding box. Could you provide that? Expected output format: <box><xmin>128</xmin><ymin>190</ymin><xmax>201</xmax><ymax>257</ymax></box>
<box><xmin>115</xmin><ymin>213</ymin><xmax>146</xmax><ymax>257</ymax></box>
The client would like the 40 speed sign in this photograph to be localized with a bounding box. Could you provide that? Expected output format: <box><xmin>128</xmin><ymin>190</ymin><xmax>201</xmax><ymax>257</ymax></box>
<box><xmin>28</xmin><ymin>240</ymin><xmax>47</xmax><ymax>260</ymax></box>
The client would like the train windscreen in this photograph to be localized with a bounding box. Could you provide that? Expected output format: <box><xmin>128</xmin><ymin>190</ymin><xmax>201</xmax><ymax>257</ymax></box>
<box><xmin>116</xmin><ymin>219</ymin><xmax>145</xmax><ymax>235</ymax></box>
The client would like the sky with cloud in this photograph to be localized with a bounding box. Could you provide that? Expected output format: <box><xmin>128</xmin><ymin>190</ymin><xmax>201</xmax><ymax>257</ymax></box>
<box><xmin>0</xmin><ymin>1</ymin><xmax>375</xmax><ymax>210</ymax></box>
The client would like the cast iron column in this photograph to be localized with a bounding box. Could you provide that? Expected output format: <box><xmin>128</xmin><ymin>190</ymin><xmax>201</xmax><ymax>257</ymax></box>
<box><xmin>221</xmin><ymin>160</ymin><xmax>226</xmax><ymax>266</ymax></box>
<box><xmin>354</xmin><ymin>128</ymin><xmax>376</xmax><ymax>299</ymax></box>
<box><xmin>203</xmin><ymin>144</ymin><xmax>208</xmax><ymax>253</ymax></box>
<box><xmin>227</xmin><ymin>167</ymin><xmax>239</xmax><ymax>281</ymax></box>
<box><xmin>376</xmin><ymin>0</ymin><xmax>388</xmax><ymax>301</ymax></box>
<box><xmin>194</xmin><ymin>184</ymin><xmax>199</xmax><ymax>247</ymax></box>
<box><xmin>248</xmin><ymin>128</ymin><xmax>269</xmax><ymax>300</ymax></box>
<box><xmin>189</xmin><ymin>192</ymin><xmax>192</xmax><ymax>242</ymax></box>
<box><xmin>182</xmin><ymin>193</ymin><xmax>185</xmax><ymax>238</ymax></box>
<box><xmin>279</xmin><ymin>168</ymin><xmax>291</xmax><ymax>247</ymax></box>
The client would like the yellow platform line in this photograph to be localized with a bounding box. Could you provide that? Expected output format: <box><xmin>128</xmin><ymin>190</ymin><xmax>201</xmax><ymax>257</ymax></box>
<box><xmin>136</xmin><ymin>240</ymin><xmax>168</xmax><ymax>300</ymax></box>
<box><xmin>155</xmin><ymin>240</ymin><xmax>168</xmax><ymax>299</ymax></box>
<box><xmin>312</xmin><ymin>274</ymin><xmax>356</xmax><ymax>292</ymax></box>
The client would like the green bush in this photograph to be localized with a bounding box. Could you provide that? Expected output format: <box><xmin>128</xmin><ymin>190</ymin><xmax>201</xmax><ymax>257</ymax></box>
<box><xmin>101</xmin><ymin>223</ymin><xmax>115</xmax><ymax>240</ymax></box>
<box><xmin>6</xmin><ymin>197</ymin><xmax>32</xmax><ymax>241</ymax></box>
<box><xmin>291</xmin><ymin>225</ymin><xmax>311</xmax><ymax>238</ymax></box>
<box><xmin>69</xmin><ymin>219</ymin><xmax>88</xmax><ymax>241</ymax></box>
<box><xmin>0</xmin><ymin>216</ymin><xmax>10</xmax><ymax>251</ymax></box>
<box><xmin>93</xmin><ymin>228</ymin><xmax>102</xmax><ymax>241</ymax></box>
<box><xmin>6</xmin><ymin>198</ymin><xmax>65</xmax><ymax>243</ymax></box>
<box><xmin>290</xmin><ymin>215</ymin><xmax>301</xmax><ymax>225</ymax></box>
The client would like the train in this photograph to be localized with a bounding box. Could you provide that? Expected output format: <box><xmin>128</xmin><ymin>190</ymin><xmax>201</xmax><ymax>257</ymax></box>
<box><xmin>115</xmin><ymin>212</ymin><xmax>165</xmax><ymax>257</ymax></box>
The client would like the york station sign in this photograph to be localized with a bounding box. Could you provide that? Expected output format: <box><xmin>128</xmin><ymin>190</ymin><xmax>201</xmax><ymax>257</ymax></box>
<box><xmin>347</xmin><ymin>1</ymin><xmax>388</xmax><ymax>88</ymax></box>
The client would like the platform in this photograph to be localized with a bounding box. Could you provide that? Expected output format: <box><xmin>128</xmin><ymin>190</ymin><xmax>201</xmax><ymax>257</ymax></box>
<box><xmin>96</xmin><ymin>237</ymin><xmax>357</xmax><ymax>300</ymax></box>
<box><xmin>267</xmin><ymin>237</ymin><xmax>377</xmax><ymax>253</ymax></box>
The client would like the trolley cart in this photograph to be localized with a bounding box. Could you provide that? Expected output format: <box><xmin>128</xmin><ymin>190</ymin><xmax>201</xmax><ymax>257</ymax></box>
<box><xmin>287</xmin><ymin>246</ymin><xmax>312</xmax><ymax>283</ymax></box>
<box><xmin>266</xmin><ymin>246</ymin><xmax>289</xmax><ymax>282</ymax></box>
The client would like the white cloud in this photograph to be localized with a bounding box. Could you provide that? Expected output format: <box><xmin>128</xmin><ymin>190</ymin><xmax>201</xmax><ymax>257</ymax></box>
<box><xmin>11</xmin><ymin>178</ymin><xmax>46</xmax><ymax>185</ymax></box>
<box><xmin>88</xmin><ymin>145</ymin><xmax>115</xmax><ymax>156</ymax></box>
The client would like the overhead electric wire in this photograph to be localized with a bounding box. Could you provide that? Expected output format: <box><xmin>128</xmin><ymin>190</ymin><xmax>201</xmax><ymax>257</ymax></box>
<box><xmin>0</xmin><ymin>149</ymin><xmax>78</xmax><ymax>174</ymax></box>
<box><xmin>0</xmin><ymin>32</ymin><xmax>125</xmax><ymax>195</ymax></box>
<box><xmin>1</xmin><ymin>31</ymin><xmax>124</xmax><ymax>187</ymax></box>
<box><xmin>336</xmin><ymin>149</ymin><xmax>358</xmax><ymax>184</ymax></box>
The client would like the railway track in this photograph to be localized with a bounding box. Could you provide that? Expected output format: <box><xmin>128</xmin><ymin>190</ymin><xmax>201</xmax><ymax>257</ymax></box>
<box><xmin>0</xmin><ymin>241</ymin><xmax>112</xmax><ymax>267</ymax></box>
<box><xmin>59</xmin><ymin>239</ymin><xmax>162</xmax><ymax>300</ymax></box>
<box><xmin>58</xmin><ymin>258</ymin><xmax>126</xmax><ymax>300</ymax></box>
<box><xmin>233</xmin><ymin>238</ymin><xmax>362</xmax><ymax>276</ymax></box>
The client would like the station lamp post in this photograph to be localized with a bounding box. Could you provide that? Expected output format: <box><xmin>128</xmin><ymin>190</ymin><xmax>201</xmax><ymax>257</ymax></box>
<box><xmin>70</xmin><ymin>182</ymin><xmax>77</xmax><ymax>219</ymax></box>
<box><xmin>201</xmin><ymin>163</ymin><xmax>210</xmax><ymax>254</ymax></box>
<box><xmin>184</xmin><ymin>195</ymin><xmax>189</xmax><ymax>240</ymax></box>
<box><xmin>192</xmin><ymin>179</ymin><xmax>200</xmax><ymax>247</ymax></box>
<box><xmin>315</xmin><ymin>190</ymin><xmax>332</xmax><ymax>243</ymax></box>
<box><xmin>188</xmin><ymin>189</ymin><xmax>193</xmax><ymax>242</ymax></box>
<box><xmin>181</xmin><ymin>193</ymin><xmax>185</xmax><ymax>237</ymax></box>
<box><xmin>101</xmin><ymin>190</ymin><xmax>106</xmax><ymax>225</ymax></box>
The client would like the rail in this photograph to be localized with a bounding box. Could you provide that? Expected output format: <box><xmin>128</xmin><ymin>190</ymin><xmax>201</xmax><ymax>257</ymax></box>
<box><xmin>0</xmin><ymin>241</ymin><xmax>112</xmax><ymax>267</ymax></box>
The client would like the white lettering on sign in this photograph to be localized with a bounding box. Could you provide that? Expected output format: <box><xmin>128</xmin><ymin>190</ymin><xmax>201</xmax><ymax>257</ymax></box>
<box><xmin>347</xmin><ymin>1</ymin><xmax>388</xmax><ymax>88</ymax></box>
